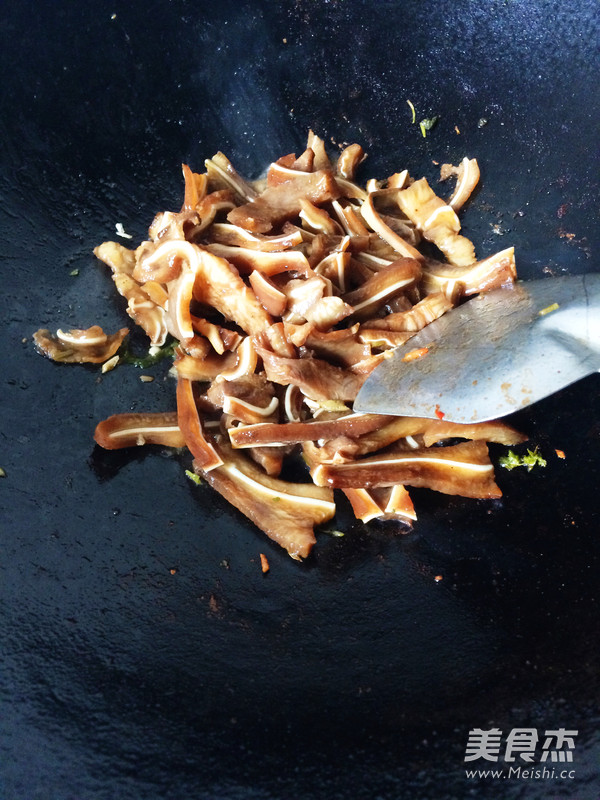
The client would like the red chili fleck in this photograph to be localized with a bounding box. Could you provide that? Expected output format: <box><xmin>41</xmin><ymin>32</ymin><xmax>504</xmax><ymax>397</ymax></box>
<box><xmin>402</xmin><ymin>346</ymin><xmax>430</xmax><ymax>363</ymax></box>
<box><xmin>435</xmin><ymin>404</ymin><xmax>445</xmax><ymax>420</ymax></box>
<box><xmin>259</xmin><ymin>553</ymin><xmax>270</xmax><ymax>573</ymax></box>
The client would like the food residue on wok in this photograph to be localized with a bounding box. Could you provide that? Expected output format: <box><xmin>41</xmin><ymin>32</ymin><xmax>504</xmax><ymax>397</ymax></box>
<box><xmin>34</xmin><ymin>131</ymin><xmax>528</xmax><ymax>560</ymax></box>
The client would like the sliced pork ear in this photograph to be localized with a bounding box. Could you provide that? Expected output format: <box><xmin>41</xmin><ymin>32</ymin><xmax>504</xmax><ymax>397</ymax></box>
<box><xmin>301</xmin><ymin>326</ymin><xmax>371</xmax><ymax>368</ymax></box>
<box><xmin>194</xmin><ymin>443</ymin><xmax>336</xmax><ymax>560</ymax></box>
<box><xmin>332</xmin><ymin>200</ymin><xmax>370</xmax><ymax>236</ymax></box>
<box><xmin>176</xmin><ymin>377</ymin><xmax>222</xmax><ymax>470</ymax></box>
<box><xmin>336</xmin><ymin>143</ymin><xmax>365</xmax><ymax>180</ymax></box>
<box><xmin>227</xmin><ymin>169</ymin><xmax>341</xmax><ymax>233</ymax></box>
<box><xmin>386</xmin><ymin>170</ymin><xmax>409</xmax><ymax>190</ymax></box>
<box><xmin>208</xmin><ymin>223</ymin><xmax>303</xmax><ymax>252</ymax></box>
<box><xmin>310</xmin><ymin>439</ymin><xmax>502</xmax><ymax>499</ymax></box>
<box><xmin>291</xmin><ymin>147</ymin><xmax>316</xmax><ymax>172</ymax></box>
<box><xmin>376</xmin><ymin>485</ymin><xmax>417</xmax><ymax>522</ymax></box>
<box><xmin>364</xmin><ymin>291</ymin><xmax>453</xmax><ymax>332</ymax></box>
<box><xmin>188</xmin><ymin>246</ymin><xmax>272</xmax><ymax>335</ymax></box>
<box><xmin>204</xmin><ymin>152</ymin><xmax>258</xmax><ymax>202</ymax></box>
<box><xmin>306</xmin><ymin>130</ymin><xmax>332</xmax><ymax>171</ymax></box>
<box><xmin>192</xmin><ymin>189</ymin><xmax>237</xmax><ymax>234</ymax></box>
<box><xmin>94</xmin><ymin>412</ymin><xmax>185</xmax><ymax>449</ymax></box>
<box><xmin>181</xmin><ymin>163</ymin><xmax>208</xmax><ymax>211</ymax></box>
<box><xmin>133</xmin><ymin>239</ymin><xmax>185</xmax><ymax>284</ymax></box>
<box><xmin>313</xmin><ymin>416</ymin><xmax>526</xmax><ymax>464</ymax></box>
<box><xmin>254</xmin><ymin>341</ymin><xmax>368</xmax><ymax>402</ymax></box>
<box><xmin>179</xmin><ymin>335</ymin><xmax>212</xmax><ymax>360</ymax></box>
<box><xmin>343</xmin><ymin>258</ymin><xmax>422</xmax><ymax>320</ymax></box>
<box><xmin>248</xmin><ymin>271</ymin><xmax>288</xmax><ymax>316</ymax></box>
<box><xmin>343</xmin><ymin>485</ymin><xmax>416</xmax><ymax>524</ymax></box>
<box><xmin>219</xmin><ymin>336</ymin><xmax>259</xmax><ymax>381</ymax></box>
<box><xmin>302</xmin><ymin>296</ymin><xmax>354</xmax><ymax>330</ymax></box>
<box><xmin>267</xmin><ymin>152</ymin><xmax>316</xmax><ymax>184</ymax></box>
<box><xmin>439</xmin><ymin>157</ymin><xmax>480</xmax><ymax>211</ymax></box>
<box><xmin>378</xmin><ymin>212</ymin><xmax>420</xmax><ymax>246</ymax></box>
<box><xmin>342</xmin><ymin>488</ymin><xmax>385</xmax><ymax>523</ymax></box>
<box><xmin>261</xmin><ymin>322</ymin><xmax>297</xmax><ymax>358</ymax></box>
<box><xmin>360</xmin><ymin>190</ymin><xmax>424</xmax><ymax>261</ymax></box>
<box><xmin>343</xmin><ymin>486</ymin><xmax>415</xmax><ymax>524</ymax></box>
<box><xmin>422</xmin><ymin>247</ymin><xmax>517</xmax><ymax>296</ymax></box>
<box><xmin>190</xmin><ymin>316</ymin><xmax>242</xmax><ymax>354</ymax></box>
<box><xmin>148</xmin><ymin>210</ymin><xmax>193</xmax><ymax>242</ymax></box>
<box><xmin>141</xmin><ymin>280</ymin><xmax>169</xmax><ymax>308</ymax></box>
<box><xmin>204</xmin><ymin>243</ymin><xmax>310</xmax><ymax>276</ymax></box>
<box><xmin>313</xmin><ymin>250</ymin><xmax>351</xmax><ymax>292</ymax></box>
<box><xmin>249</xmin><ymin>446</ymin><xmax>287</xmax><ymax>477</ymax></box>
<box><xmin>420</xmin><ymin>418</ymin><xmax>528</xmax><ymax>447</ymax></box>
<box><xmin>396</xmin><ymin>177</ymin><xmax>476</xmax><ymax>267</ymax></box>
<box><xmin>175</xmin><ymin>350</ymin><xmax>237</xmax><ymax>382</ymax></box>
<box><xmin>206</xmin><ymin>374</ymin><xmax>279</xmax><ymax>424</ymax></box>
<box><xmin>299</xmin><ymin>198</ymin><xmax>342</xmax><ymax>235</ymax></box>
<box><xmin>282</xmin><ymin>274</ymin><xmax>353</xmax><ymax>329</ymax></box>
<box><xmin>112</xmin><ymin>273</ymin><xmax>168</xmax><ymax>345</ymax></box>
<box><xmin>33</xmin><ymin>325</ymin><xmax>129</xmax><ymax>364</ymax></box>
<box><xmin>94</xmin><ymin>241</ymin><xmax>137</xmax><ymax>276</ymax></box>
<box><xmin>228</xmin><ymin>413</ymin><xmax>390</xmax><ymax>448</ymax></box>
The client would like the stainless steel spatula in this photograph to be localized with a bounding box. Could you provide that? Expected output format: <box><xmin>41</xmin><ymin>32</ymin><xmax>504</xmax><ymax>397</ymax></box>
<box><xmin>354</xmin><ymin>273</ymin><xmax>600</xmax><ymax>423</ymax></box>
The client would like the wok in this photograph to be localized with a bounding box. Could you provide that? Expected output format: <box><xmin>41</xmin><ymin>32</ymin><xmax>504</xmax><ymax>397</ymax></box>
<box><xmin>1</xmin><ymin>1</ymin><xmax>599</xmax><ymax>798</ymax></box>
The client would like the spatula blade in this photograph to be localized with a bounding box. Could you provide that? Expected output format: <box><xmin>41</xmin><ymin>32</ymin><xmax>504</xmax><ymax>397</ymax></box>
<box><xmin>354</xmin><ymin>274</ymin><xmax>600</xmax><ymax>423</ymax></box>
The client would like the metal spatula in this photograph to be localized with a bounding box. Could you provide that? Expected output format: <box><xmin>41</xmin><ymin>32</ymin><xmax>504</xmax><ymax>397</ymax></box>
<box><xmin>354</xmin><ymin>273</ymin><xmax>600</xmax><ymax>423</ymax></box>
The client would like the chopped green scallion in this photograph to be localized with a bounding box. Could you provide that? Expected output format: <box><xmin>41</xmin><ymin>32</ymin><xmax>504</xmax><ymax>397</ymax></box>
<box><xmin>185</xmin><ymin>470</ymin><xmax>203</xmax><ymax>486</ymax></box>
<box><xmin>419</xmin><ymin>116</ymin><xmax>439</xmax><ymax>137</ymax></box>
<box><xmin>499</xmin><ymin>447</ymin><xmax>547</xmax><ymax>472</ymax></box>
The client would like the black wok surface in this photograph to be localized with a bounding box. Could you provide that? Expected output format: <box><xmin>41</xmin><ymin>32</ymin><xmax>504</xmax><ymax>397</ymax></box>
<box><xmin>1</xmin><ymin>2</ymin><xmax>599</xmax><ymax>798</ymax></box>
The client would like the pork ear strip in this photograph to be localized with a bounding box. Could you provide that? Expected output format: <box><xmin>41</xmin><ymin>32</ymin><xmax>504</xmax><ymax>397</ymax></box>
<box><xmin>364</xmin><ymin>292</ymin><xmax>453</xmax><ymax>332</ymax></box>
<box><xmin>229</xmin><ymin>413</ymin><xmax>392</xmax><ymax>448</ymax></box>
<box><xmin>343</xmin><ymin>258</ymin><xmax>422</xmax><ymax>319</ymax></box>
<box><xmin>422</xmin><ymin>247</ymin><xmax>517</xmax><ymax>297</ymax></box>
<box><xmin>314</xmin><ymin>416</ymin><xmax>527</xmax><ymax>463</ymax></box>
<box><xmin>360</xmin><ymin>191</ymin><xmax>424</xmax><ymax>261</ymax></box>
<box><xmin>396</xmin><ymin>178</ymin><xmax>476</xmax><ymax>267</ymax></box>
<box><xmin>205</xmin><ymin>243</ymin><xmax>311</xmax><ymax>276</ymax></box>
<box><xmin>227</xmin><ymin>168</ymin><xmax>340</xmax><ymax>233</ymax></box>
<box><xmin>94</xmin><ymin>412</ymin><xmax>185</xmax><ymax>450</ymax></box>
<box><xmin>176</xmin><ymin>377</ymin><xmax>223</xmax><ymax>470</ymax></box>
<box><xmin>439</xmin><ymin>157</ymin><xmax>480</xmax><ymax>211</ymax></box>
<box><xmin>195</xmin><ymin>444</ymin><xmax>335</xmax><ymax>560</ymax></box>
<box><xmin>33</xmin><ymin>325</ymin><xmax>128</xmax><ymax>364</ymax></box>
<box><xmin>310</xmin><ymin>440</ymin><xmax>502</xmax><ymax>499</ymax></box>
<box><xmin>254</xmin><ymin>343</ymin><xmax>368</xmax><ymax>403</ymax></box>
<box><xmin>208</xmin><ymin>223</ymin><xmax>304</xmax><ymax>252</ymax></box>
<box><xmin>342</xmin><ymin>488</ymin><xmax>386</xmax><ymax>523</ymax></box>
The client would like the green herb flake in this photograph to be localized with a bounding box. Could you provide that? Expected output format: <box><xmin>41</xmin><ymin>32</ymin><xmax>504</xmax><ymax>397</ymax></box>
<box><xmin>325</xmin><ymin>529</ymin><xmax>345</xmax><ymax>538</ymax></box>
<box><xmin>499</xmin><ymin>447</ymin><xmax>547</xmax><ymax>472</ymax></box>
<box><xmin>118</xmin><ymin>337</ymin><xmax>177</xmax><ymax>369</ymax></box>
<box><xmin>185</xmin><ymin>469</ymin><xmax>203</xmax><ymax>486</ymax></box>
<box><xmin>406</xmin><ymin>99</ymin><xmax>416</xmax><ymax>124</ymax></box>
<box><xmin>419</xmin><ymin>116</ymin><xmax>439</xmax><ymax>138</ymax></box>
<box><xmin>69</xmin><ymin>269</ymin><xmax>80</xmax><ymax>277</ymax></box>
<box><xmin>0</xmin><ymin>467</ymin><xmax>6</xmax><ymax>478</ymax></box>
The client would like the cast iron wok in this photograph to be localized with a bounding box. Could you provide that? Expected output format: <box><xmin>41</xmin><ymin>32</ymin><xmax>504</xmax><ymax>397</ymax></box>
<box><xmin>1</xmin><ymin>2</ymin><xmax>599</xmax><ymax>798</ymax></box>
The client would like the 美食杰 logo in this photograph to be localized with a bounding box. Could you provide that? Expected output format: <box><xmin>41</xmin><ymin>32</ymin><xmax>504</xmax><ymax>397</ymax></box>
<box><xmin>463</xmin><ymin>728</ymin><xmax>578</xmax><ymax>781</ymax></box>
